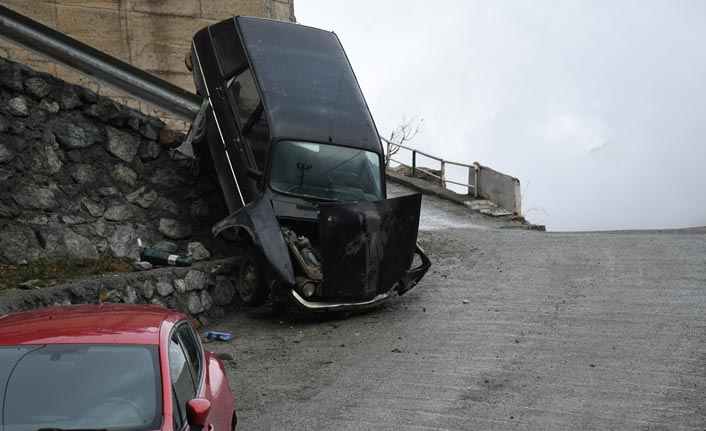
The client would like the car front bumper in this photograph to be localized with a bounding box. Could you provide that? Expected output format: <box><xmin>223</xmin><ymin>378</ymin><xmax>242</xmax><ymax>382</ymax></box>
<box><xmin>288</xmin><ymin>289</ymin><xmax>394</xmax><ymax>312</ymax></box>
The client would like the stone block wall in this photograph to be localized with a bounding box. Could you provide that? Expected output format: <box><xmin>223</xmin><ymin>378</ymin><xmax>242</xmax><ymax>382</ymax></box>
<box><xmin>0</xmin><ymin>56</ymin><xmax>232</xmax><ymax>265</ymax></box>
<box><xmin>0</xmin><ymin>258</ymin><xmax>241</xmax><ymax>322</ymax></box>
<box><xmin>0</xmin><ymin>0</ymin><xmax>296</xmax><ymax>126</ymax></box>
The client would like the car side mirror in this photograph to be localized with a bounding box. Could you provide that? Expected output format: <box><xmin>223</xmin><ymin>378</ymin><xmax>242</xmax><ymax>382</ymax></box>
<box><xmin>186</xmin><ymin>398</ymin><xmax>211</xmax><ymax>429</ymax></box>
<box><xmin>247</xmin><ymin>167</ymin><xmax>263</xmax><ymax>181</ymax></box>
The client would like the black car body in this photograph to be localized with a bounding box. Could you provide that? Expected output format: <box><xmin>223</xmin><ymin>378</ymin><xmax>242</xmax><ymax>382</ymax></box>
<box><xmin>189</xmin><ymin>16</ymin><xmax>430</xmax><ymax>311</ymax></box>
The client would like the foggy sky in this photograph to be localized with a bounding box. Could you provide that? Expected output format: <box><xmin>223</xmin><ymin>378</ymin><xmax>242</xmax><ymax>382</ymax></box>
<box><xmin>296</xmin><ymin>0</ymin><xmax>706</xmax><ymax>231</ymax></box>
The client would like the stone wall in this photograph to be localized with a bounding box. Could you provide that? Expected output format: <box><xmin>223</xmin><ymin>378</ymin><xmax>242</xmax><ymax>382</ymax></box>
<box><xmin>0</xmin><ymin>0</ymin><xmax>296</xmax><ymax>126</ymax></box>
<box><xmin>0</xmin><ymin>258</ymin><xmax>241</xmax><ymax>322</ymax></box>
<box><xmin>0</xmin><ymin>56</ymin><xmax>232</xmax><ymax>265</ymax></box>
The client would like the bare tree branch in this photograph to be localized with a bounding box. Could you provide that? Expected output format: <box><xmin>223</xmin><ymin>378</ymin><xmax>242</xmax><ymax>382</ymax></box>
<box><xmin>385</xmin><ymin>116</ymin><xmax>423</xmax><ymax>165</ymax></box>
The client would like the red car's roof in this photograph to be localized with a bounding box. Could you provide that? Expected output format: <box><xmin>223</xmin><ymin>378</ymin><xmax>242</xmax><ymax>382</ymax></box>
<box><xmin>0</xmin><ymin>304</ymin><xmax>186</xmax><ymax>345</ymax></box>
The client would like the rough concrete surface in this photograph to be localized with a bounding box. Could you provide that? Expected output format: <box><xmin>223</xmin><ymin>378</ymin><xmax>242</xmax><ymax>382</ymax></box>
<box><xmin>387</xmin><ymin>182</ymin><xmax>521</xmax><ymax>231</ymax></box>
<box><xmin>205</xmin><ymin>184</ymin><xmax>706</xmax><ymax>430</ymax></box>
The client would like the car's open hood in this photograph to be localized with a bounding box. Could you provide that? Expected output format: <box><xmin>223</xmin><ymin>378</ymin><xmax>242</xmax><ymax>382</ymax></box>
<box><xmin>317</xmin><ymin>194</ymin><xmax>422</xmax><ymax>301</ymax></box>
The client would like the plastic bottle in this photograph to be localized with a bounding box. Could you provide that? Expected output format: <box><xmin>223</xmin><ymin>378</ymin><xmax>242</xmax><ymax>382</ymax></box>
<box><xmin>204</xmin><ymin>331</ymin><xmax>233</xmax><ymax>341</ymax></box>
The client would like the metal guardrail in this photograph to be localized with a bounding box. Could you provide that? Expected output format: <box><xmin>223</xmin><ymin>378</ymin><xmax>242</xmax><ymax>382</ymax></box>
<box><xmin>383</xmin><ymin>137</ymin><xmax>478</xmax><ymax>197</ymax></box>
<box><xmin>0</xmin><ymin>5</ymin><xmax>202</xmax><ymax>122</ymax></box>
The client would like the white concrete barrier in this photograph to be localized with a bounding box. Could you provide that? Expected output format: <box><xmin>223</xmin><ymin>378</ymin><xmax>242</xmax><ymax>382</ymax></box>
<box><xmin>471</xmin><ymin>163</ymin><xmax>521</xmax><ymax>215</ymax></box>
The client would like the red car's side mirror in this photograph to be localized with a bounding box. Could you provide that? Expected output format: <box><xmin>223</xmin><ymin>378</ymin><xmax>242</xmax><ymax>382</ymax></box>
<box><xmin>186</xmin><ymin>398</ymin><xmax>211</xmax><ymax>429</ymax></box>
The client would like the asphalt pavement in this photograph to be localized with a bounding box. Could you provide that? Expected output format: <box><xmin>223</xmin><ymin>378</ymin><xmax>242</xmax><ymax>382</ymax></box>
<box><xmin>204</xmin><ymin>186</ymin><xmax>706</xmax><ymax>430</ymax></box>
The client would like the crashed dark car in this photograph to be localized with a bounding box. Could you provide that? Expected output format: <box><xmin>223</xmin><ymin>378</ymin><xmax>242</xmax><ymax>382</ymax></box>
<box><xmin>188</xmin><ymin>16</ymin><xmax>430</xmax><ymax>312</ymax></box>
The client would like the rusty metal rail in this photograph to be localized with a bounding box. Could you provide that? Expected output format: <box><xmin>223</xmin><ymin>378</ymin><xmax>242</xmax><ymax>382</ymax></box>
<box><xmin>383</xmin><ymin>137</ymin><xmax>478</xmax><ymax>197</ymax></box>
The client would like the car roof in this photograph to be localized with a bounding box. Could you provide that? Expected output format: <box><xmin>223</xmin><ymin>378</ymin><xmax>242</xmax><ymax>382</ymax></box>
<box><xmin>0</xmin><ymin>304</ymin><xmax>186</xmax><ymax>346</ymax></box>
<box><xmin>197</xmin><ymin>16</ymin><xmax>383</xmax><ymax>154</ymax></box>
<box><xmin>237</xmin><ymin>17</ymin><xmax>383</xmax><ymax>153</ymax></box>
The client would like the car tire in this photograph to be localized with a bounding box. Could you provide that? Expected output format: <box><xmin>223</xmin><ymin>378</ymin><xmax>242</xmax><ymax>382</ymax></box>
<box><xmin>237</xmin><ymin>251</ymin><xmax>269</xmax><ymax>306</ymax></box>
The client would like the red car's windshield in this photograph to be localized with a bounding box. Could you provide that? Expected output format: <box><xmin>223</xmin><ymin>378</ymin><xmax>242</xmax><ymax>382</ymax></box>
<box><xmin>0</xmin><ymin>344</ymin><xmax>162</xmax><ymax>431</ymax></box>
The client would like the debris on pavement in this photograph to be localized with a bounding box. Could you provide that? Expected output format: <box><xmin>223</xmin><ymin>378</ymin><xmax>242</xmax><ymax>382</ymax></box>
<box><xmin>204</xmin><ymin>331</ymin><xmax>234</xmax><ymax>341</ymax></box>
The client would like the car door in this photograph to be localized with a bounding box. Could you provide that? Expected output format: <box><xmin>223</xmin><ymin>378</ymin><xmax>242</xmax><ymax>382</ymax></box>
<box><xmin>222</xmin><ymin>66</ymin><xmax>271</xmax><ymax>178</ymax></box>
<box><xmin>192</xmin><ymin>21</ymin><xmax>252</xmax><ymax>213</ymax></box>
<box><xmin>194</xmin><ymin>20</ymin><xmax>272</xmax><ymax>211</ymax></box>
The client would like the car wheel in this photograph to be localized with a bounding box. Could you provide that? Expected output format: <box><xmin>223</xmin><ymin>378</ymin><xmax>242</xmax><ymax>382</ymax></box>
<box><xmin>238</xmin><ymin>252</ymin><xmax>269</xmax><ymax>306</ymax></box>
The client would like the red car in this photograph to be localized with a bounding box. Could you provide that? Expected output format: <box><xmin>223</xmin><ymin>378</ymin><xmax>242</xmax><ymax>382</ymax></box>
<box><xmin>0</xmin><ymin>304</ymin><xmax>236</xmax><ymax>431</ymax></box>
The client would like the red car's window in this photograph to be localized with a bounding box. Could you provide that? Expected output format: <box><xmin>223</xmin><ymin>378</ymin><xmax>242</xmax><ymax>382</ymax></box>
<box><xmin>176</xmin><ymin>323</ymin><xmax>203</xmax><ymax>385</ymax></box>
<box><xmin>169</xmin><ymin>334</ymin><xmax>196</xmax><ymax>429</ymax></box>
<box><xmin>0</xmin><ymin>344</ymin><xmax>162</xmax><ymax>431</ymax></box>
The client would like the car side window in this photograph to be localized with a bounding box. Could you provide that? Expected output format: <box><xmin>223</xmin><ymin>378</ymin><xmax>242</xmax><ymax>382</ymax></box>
<box><xmin>172</xmin><ymin>388</ymin><xmax>183</xmax><ymax>431</ymax></box>
<box><xmin>226</xmin><ymin>68</ymin><xmax>271</xmax><ymax>171</ymax></box>
<box><xmin>169</xmin><ymin>334</ymin><xmax>195</xmax><ymax>430</ymax></box>
<box><xmin>212</xmin><ymin>24</ymin><xmax>247</xmax><ymax>76</ymax></box>
<box><xmin>177</xmin><ymin>323</ymin><xmax>203</xmax><ymax>385</ymax></box>
<box><xmin>227</xmin><ymin>68</ymin><xmax>260</xmax><ymax>128</ymax></box>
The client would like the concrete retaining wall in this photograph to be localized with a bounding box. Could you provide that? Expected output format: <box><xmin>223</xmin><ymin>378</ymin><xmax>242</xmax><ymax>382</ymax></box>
<box><xmin>472</xmin><ymin>163</ymin><xmax>522</xmax><ymax>215</ymax></box>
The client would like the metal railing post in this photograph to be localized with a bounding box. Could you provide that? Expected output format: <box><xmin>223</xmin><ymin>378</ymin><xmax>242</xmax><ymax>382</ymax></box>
<box><xmin>474</xmin><ymin>163</ymin><xmax>479</xmax><ymax>198</ymax></box>
<box><xmin>411</xmin><ymin>150</ymin><xmax>416</xmax><ymax>178</ymax></box>
<box><xmin>440</xmin><ymin>160</ymin><xmax>446</xmax><ymax>188</ymax></box>
<box><xmin>385</xmin><ymin>140</ymin><xmax>391</xmax><ymax>167</ymax></box>
<box><xmin>467</xmin><ymin>166</ymin><xmax>473</xmax><ymax>195</ymax></box>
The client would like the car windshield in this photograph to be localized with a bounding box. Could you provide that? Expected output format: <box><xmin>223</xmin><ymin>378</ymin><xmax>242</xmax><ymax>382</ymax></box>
<box><xmin>0</xmin><ymin>344</ymin><xmax>162</xmax><ymax>431</ymax></box>
<box><xmin>270</xmin><ymin>141</ymin><xmax>382</xmax><ymax>201</ymax></box>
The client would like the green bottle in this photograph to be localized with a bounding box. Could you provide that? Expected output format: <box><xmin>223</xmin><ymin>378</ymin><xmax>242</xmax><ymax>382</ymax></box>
<box><xmin>137</xmin><ymin>239</ymin><xmax>192</xmax><ymax>267</ymax></box>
